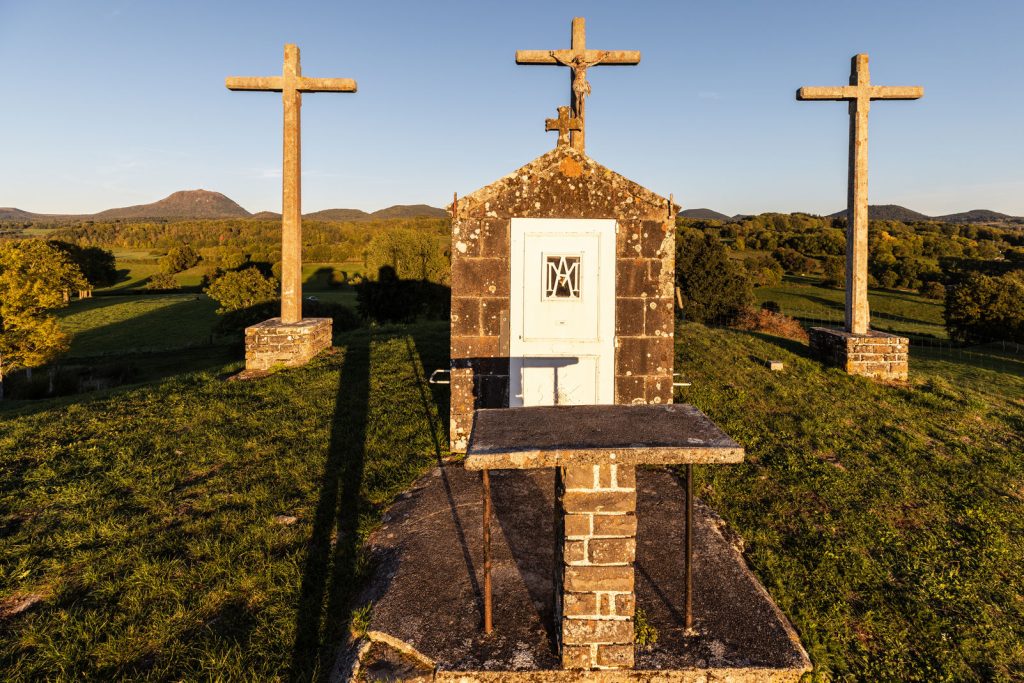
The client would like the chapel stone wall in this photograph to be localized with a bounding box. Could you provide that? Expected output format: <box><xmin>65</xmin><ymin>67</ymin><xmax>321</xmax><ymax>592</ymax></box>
<box><xmin>450</xmin><ymin>148</ymin><xmax>675</xmax><ymax>452</ymax></box>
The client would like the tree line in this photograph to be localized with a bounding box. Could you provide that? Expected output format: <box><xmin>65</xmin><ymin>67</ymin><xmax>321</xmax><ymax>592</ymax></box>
<box><xmin>678</xmin><ymin>213</ymin><xmax>1024</xmax><ymax>343</ymax></box>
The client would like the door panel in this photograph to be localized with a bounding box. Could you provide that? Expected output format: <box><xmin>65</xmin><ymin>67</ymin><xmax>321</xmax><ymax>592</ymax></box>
<box><xmin>510</xmin><ymin>218</ymin><xmax>615</xmax><ymax>408</ymax></box>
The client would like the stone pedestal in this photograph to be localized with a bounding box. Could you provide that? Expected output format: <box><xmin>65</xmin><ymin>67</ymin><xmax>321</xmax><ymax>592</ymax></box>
<box><xmin>809</xmin><ymin>327</ymin><xmax>908</xmax><ymax>381</ymax></box>
<box><xmin>560</xmin><ymin>463</ymin><xmax>637</xmax><ymax>670</ymax></box>
<box><xmin>244</xmin><ymin>317</ymin><xmax>332</xmax><ymax>372</ymax></box>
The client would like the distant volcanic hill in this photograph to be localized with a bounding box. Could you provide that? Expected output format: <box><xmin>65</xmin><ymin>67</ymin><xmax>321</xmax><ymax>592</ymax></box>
<box><xmin>304</xmin><ymin>208</ymin><xmax>371</xmax><ymax>221</ymax></box>
<box><xmin>0</xmin><ymin>194</ymin><xmax>449</xmax><ymax>223</ymax></box>
<box><xmin>369</xmin><ymin>204</ymin><xmax>449</xmax><ymax>220</ymax></box>
<box><xmin>91</xmin><ymin>190</ymin><xmax>251</xmax><ymax>220</ymax></box>
<box><xmin>933</xmin><ymin>209</ymin><xmax>1018</xmax><ymax>224</ymax></box>
<box><xmin>828</xmin><ymin>204</ymin><xmax>931</xmax><ymax>222</ymax></box>
<box><xmin>677</xmin><ymin>208</ymin><xmax>732</xmax><ymax>221</ymax></box>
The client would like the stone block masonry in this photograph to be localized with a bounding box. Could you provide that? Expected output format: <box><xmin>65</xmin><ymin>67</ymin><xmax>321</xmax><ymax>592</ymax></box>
<box><xmin>809</xmin><ymin>327</ymin><xmax>908</xmax><ymax>381</ymax></box>
<box><xmin>244</xmin><ymin>317</ymin><xmax>332</xmax><ymax>372</ymax></box>
<box><xmin>560</xmin><ymin>463</ymin><xmax>637</xmax><ymax>670</ymax></box>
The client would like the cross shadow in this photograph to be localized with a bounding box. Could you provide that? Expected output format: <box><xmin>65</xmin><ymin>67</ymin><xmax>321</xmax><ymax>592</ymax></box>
<box><xmin>489</xmin><ymin>470</ymin><xmax>560</xmax><ymax>654</ymax></box>
<box><xmin>403</xmin><ymin>335</ymin><xmax>482</xmax><ymax>617</ymax></box>
<box><xmin>288</xmin><ymin>330</ymin><xmax>371</xmax><ymax>681</ymax></box>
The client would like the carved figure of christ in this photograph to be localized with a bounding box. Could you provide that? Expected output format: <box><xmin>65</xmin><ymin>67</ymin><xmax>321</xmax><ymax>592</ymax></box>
<box><xmin>227</xmin><ymin>44</ymin><xmax>356</xmax><ymax>323</ymax></box>
<box><xmin>517</xmin><ymin>17</ymin><xmax>640</xmax><ymax>152</ymax></box>
<box><xmin>798</xmin><ymin>54</ymin><xmax>922</xmax><ymax>335</ymax></box>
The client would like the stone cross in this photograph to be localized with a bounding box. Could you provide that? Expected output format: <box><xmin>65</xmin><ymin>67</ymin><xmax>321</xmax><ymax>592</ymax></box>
<box><xmin>517</xmin><ymin>17</ymin><xmax>640</xmax><ymax>153</ymax></box>
<box><xmin>545</xmin><ymin>105</ymin><xmax>582</xmax><ymax>147</ymax></box>
<box><xmin>227</xmin><ymin>44</ymin><xmax>357</xmax><ymax>324</ymax></box>
<box><xmin>798</xmin><ymin>54</ymin><xmax>922</xmax><ymax>335</ymax></box>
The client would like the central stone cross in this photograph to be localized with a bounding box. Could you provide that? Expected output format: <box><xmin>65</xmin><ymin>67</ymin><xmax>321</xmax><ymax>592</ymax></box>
<box><xmin>227</xmin><ymin>44</ymin><xmax>357</xmax><ymax>323</ymax></box>
<box><xmin>517</xmin><ymin>17</ymin><xmax>640</xmax><ymax>152</ymax></box>
<box><xmin>798</xmin><ymin>54</ymin><xmax>922</xmax><ymax>335</ymax></box>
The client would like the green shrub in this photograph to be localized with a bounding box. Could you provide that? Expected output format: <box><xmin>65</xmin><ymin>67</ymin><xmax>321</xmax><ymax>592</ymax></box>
<box><xmin>944</xmin><ymin>270</ymin><xmax>1024</xmax><ymax>343</ymax></box>
<box><xmin>204</xmin><ymin>267</ymin><xmax>277</xmax><ymax>313</ymax></box>
<box><xmin>676</xmin><ymin>230</ymin><xmax>753</xmax><ymax>324</ymax></box>
<box><xmin>356</xmin><ymin>267</ymin><xmax>451</xmax><ymax>324</ymax></box>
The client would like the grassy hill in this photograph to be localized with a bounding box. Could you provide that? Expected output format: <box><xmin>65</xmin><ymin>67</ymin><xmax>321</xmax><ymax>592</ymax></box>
<box><xmin>0</xmin><ymin>322</ymin><xmax>1021</xmax><ymax>680</ymax></box>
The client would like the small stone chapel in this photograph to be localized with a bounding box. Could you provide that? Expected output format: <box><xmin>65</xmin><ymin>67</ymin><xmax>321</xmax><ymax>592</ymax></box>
<box><xmin>449</xmin><ymin>148</ymin><xmax>677</xmax><ymax>451</ymax></box>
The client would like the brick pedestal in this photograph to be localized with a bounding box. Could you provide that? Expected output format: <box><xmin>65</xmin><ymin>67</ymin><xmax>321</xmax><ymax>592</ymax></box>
<box><xmin>560</xmin><ymin>463</ymin><xmax>637</xmax><ymax>670</ymax></box>
<box><xmin>244</xmin><ymin>317</ymin><xmax>332</xmax><ymax>372</ymax></box>
<box><xmin>809</xmin><ymin>327</ymin><xmax>908</xmax><ymax>381</ymax></box>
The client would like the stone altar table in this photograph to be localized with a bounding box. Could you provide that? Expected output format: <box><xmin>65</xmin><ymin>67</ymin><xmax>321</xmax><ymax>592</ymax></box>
<box><xmin>465</xmin><ymin>404</ymin><xmax>743</xmax><ymax>671</ymax></box>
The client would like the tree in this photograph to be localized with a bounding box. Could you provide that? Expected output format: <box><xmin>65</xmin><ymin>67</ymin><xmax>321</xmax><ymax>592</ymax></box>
<box><xmin>159</xmin><ymin>245</ymin><xmax>200</xmax><ymax>274</ymax></box>
<box><xmin>146</xmin><ymin>272</ymin><xmax>179</xmax><ymax>290</ymax></box>
<box><xmin>920</xmin><ymin>281</ymin><xmax>945</xmax><ymax>300</ymax></box>
<box><xmin>204</xmin><ymin>267</ymin><xmax>278</xmax><ymax>313</ymax></box>
<box><xmin>675</xmin><ymin>229</ymin><xmax>753</xmax><ymax>324</ymax></box>
<box><xmin>0</xmin><ymin>240</ymin><xmax>85</xmax><ymax>398</ymax></box>
<box><xmin>822</xmin><ymin>256</ymin><xmax>845</xmax><ymax>288</ymax></box>
<box><xmin>944</xmin><ymin>271</ymin><xmax>1024</xmax><ymax>344</ymax></box>
<box><xmin>49</xmin><ymin>241</ymin><xmax>118</xmax><ymax>291</ymax></box>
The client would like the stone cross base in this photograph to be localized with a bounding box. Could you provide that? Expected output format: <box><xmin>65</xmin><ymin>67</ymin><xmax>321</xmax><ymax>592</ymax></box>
<box><xmin>244</xmin><ymin>317</ymin><xmax>332</xmax><ymax>372</ymax></box>
<box><xmin>560</xmin><ymin>463</ymin><xmax>637</xmax><ymax>670</ymax></box>
<box><xmin>809</xmin><ymin>327</ymin><xmax>908</xmax><ymax>381</ymax></box>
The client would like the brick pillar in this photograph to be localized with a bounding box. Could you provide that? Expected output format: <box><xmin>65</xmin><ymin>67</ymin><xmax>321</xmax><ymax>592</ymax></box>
<box><xmin>560</xmin><ymin>463</ymin><xmax>637</xmax><ymax>670</ymax></box>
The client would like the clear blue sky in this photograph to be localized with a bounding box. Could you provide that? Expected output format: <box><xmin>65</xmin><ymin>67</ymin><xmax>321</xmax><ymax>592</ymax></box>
<box><xmin>2</xmin><ymin>0</ymin><xmax>1022</xmax><ymax>216</ymax></box>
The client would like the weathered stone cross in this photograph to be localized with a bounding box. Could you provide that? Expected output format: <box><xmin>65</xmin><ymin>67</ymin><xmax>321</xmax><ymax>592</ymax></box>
<box><xmin>798</xmin><ymin>54</ymin><xmax>922</xmax><ymax>335</ymax></box>
<box><xmin>227</xmin><ymin>44</ymin><xmax>356</xmax><ymax>324</ymax></box>
<box><xmin>517</xmin><ymin>17</ymin><xmax>640</xmax><ymax>152</ymax></box>
<box><xmin>545</xmin><ymin>105</ymin><xmax>582</xmax><ymax>147</ymax></box>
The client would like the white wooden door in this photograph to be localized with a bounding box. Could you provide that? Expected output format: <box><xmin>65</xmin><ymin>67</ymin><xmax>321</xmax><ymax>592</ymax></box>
<box><xmin>510</xmin><ymin>218</ymin><xmax>616</xmax><ymax>407</ymax></box>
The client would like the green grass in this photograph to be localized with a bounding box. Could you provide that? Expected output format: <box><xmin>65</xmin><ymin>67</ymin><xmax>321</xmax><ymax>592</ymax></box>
<box><xmin>677</xmin><ymin>323</ymin><xmax>1023</xmax><ymax>681</ymax></box>
<box><xmin>1</xmin><ymin>320</ymin><xmax>1021</xmax><ymax>680</ymax></box>
<box><xmin>756</xmin><ymin>275</ymin><xmax>947</xmax><ymax>339</ymax></box>
<box><xmin>0</xmin><ymin>324</ymin><xmax>449</xmax><ymax>680</ymax></box>
<box><xmin>56</xmin><ymin>295</ymin><xmax>222</xmax><ymax>357</ymax></box>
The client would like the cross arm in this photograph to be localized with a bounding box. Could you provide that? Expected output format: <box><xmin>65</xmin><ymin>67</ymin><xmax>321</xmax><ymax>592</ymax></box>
<box><xmin>515</xmin><ymin>49</ymin><xmax>641</xmax><ymax>65</ymax></box>
<box><xmin>226</xmin><ymin>76</ymin><xmax>285</xmax><ymax>92</ymax></box>
<box><xmin>796</xmin><ymin>86</ymin><xmax>858</xmax><ymax>101</ymax></box>
<box><xmin>297</xmin><ymin>77</ymin><xmax>357</xmax><ymax>93</ymax></box>
<box><xmin>869</xmin><ymin>85</ymin><xmax>923</xmax><ymax>100</ymax></box>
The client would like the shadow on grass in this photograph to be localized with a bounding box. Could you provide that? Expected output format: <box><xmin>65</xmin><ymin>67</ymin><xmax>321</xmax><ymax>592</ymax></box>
<box><xmin>733</xmin><ymin>329</ymin><xmax>815</xmax><ymax>361</ymax></box>
<box><xmin>289</xmin><ymin>332</ymin><xmax>371</xmax><ymax>681</ymax></box>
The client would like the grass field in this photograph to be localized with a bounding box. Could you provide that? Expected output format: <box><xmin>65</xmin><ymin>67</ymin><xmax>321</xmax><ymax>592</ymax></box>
<box><xmin>98</xmin><ymin>258</ymin><xmax>364</xmax><ymax>293</ymax></box>
<box><xmin>756</xmin><ymin>275</ymin><xmax>947</xmax><ymax>339</ymax></box>
<box><xmin>1</xmin><ymin>321</ymin><xmax>1021</xmax><ymax>680</ymax></box>
<box><xmin>56</xmin><ymin>294</ymin><xmax>222</xmax><ymax>357</ymax></box>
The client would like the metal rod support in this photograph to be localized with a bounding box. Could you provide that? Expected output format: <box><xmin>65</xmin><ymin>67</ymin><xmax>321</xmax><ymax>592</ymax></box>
<box><xmin>482</xmin><ymin>469</ymin><xmax>493</xmax><ymax>634</ymax></box>
<box><xmin>685</xmin><ymin>463</ymin><xmax>693</xmax><ymax>630</ymax></box>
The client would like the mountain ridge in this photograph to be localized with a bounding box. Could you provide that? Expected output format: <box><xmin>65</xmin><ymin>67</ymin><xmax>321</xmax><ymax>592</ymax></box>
<box><xmin>0</xmin><ymin>192</ymin><xmax>448</xmax><ymax>223</ymax></box>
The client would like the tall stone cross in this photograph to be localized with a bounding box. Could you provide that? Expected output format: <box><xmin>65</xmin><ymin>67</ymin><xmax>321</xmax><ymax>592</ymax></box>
<box><xmin>227</xmin><ymin>44</ymin><xmax>356</xmax><ymax>324</ymax></box>
<box><xmin>798</xmin><ymin>54</ymin><xmax>922</xmax><ymax>335</ymax></box>
<box><xmin>517</xmin><ymin>17</ymin><xmax>640</xmax><ymax>152</ymax></box>
<box><xmin>545</xmin><ymin>105</ymin><xmax>582</xmax><ymax>147</ymax></box>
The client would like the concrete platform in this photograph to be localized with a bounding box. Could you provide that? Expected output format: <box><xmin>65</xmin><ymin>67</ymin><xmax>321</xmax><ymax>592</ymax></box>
<box><xmin>350</xmin><ymin>466</ymin><xmax>810</xmax><ymax>681</ymax></box>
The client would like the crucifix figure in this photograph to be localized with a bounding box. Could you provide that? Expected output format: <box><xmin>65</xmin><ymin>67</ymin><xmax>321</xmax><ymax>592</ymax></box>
<box><xmin>517</xmin><ymin>17</ymin><xmax>640</xmax><ymax>152</ymax></box>
<box><xmin>227</xmin><ymin>44</ymin><xmax>356</xmax><ymax>324</ymax></box>
<box><xmin>798</xmin><ymin>54</ymin><xmax>922</xmax><ymax>335</ymax></box>
<box><xmin>545</xmin><ymin>105</ymin><xmax>582</xmax><ymax>147</ymax></box>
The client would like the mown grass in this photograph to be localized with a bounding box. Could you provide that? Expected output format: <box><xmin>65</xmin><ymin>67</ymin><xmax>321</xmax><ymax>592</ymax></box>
<box><xmin>1</xmin><ymin>320</ymin><xmax>1022</xmax><ymax>680</ymax></box>
<box><xmin>0</xmin><ymin>324</ymin><xmax>449</xmax><ymax>680</ymax></box>
<box><xmin>755</xmin><ymin>275</ymin><xmax>946</xmax><ymax>339</ymax></box>
<box><xmin>57</xmin><ymin>295</ymin><xmax>222</xmax><ymax>357</ymax></box>
<box><xmin>677</xmin><ymin>323</ymin><xmax>1024</xmax><ymax>681</ymax></box>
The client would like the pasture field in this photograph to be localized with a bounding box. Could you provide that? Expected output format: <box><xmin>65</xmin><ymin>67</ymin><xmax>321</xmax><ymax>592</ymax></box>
<box><xmin>0</xmin><ymin>319</ymin><xmax>1021</xmax><ymax>680</ymax></box>
<box><xmin>755</xmin><ymin>275</ymin><xmax>946</xmax><ymax>339</ymax></box>
<box><xmin>56</xmin><ymin>294</ymin><xmax>222</xmax><ymax>357</ymax></box>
